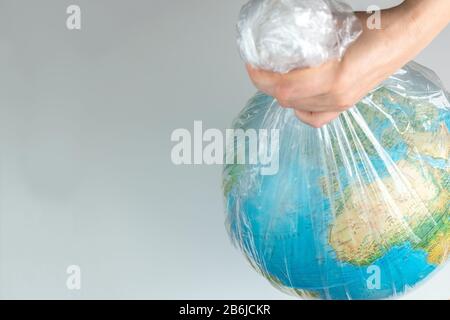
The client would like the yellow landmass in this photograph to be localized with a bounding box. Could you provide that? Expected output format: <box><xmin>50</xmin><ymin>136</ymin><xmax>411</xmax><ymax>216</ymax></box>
<box><xmin>403</xmin><ymin>122</ymin><xmax>450</xmax><ymax>160</ymax></box>
<box><xmin>329</xmin><ymin>159</ymin><xmax>446</xmax><ymax>265</ymax></box>
<box><xmin>291</xmin><ymin>288</ymin><xmax>320</xmax><ymax>299</ymax></box>
<box><xmin>426</xmin><ymin>230</ymin><xmax>450</xmax><ymax>265</ymax></box>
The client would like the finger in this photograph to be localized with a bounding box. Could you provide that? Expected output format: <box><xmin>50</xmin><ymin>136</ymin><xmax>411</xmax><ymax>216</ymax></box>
<box><xmin>246</xmin><ymin>64</ymin><xmax>281</xmax><ymax>96</ymax></box>
<box><xmin>290</xmin><ymin>94</ymin><xmax>351</xmax><ymax>112</ymax></box>
<box><xmin>288</xmin><ymin>95</ymin><xmax>337</xmax><ymax>112</ymax></box>
<box><xmin>275</xmin><ymin>60</ymin><xmax>340</xmax><ymax>104</ymax></box>
<box><xmin>294</xmin><ymin>110</ymin><xmax>342</xmax><ymax>128</ymax></box>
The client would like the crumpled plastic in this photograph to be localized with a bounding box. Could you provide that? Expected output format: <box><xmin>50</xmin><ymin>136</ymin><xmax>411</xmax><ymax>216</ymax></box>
<box><xmin>224</xmin><ymin>0</ymin><xmax>450</xmax><ymax>300</ymax></box>
<box><xmin>237</xmin><ymin>0</ymin><xmax>362</xmax><ymax>73</ymax></box>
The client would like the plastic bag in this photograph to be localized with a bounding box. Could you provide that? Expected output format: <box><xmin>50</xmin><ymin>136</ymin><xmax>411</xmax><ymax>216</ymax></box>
<box><xmin>237</xmin><ymin>0</ymin><xmax>362</xmax><ymax>73</ymax></box>
<box><xmin>224</xmin><ymin>0</ymin><xmax>450</xmax><ymax>300</ymax></box>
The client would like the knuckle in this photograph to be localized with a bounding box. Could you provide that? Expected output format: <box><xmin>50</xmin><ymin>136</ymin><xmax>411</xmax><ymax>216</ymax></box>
<box><xmin>334</xmin><ymin>93</ymin><xmax>354</xmax><ymax>111</ymax></box>
<box><xmin>330</xmin><ymin>76</ymin><xmax>354</xmax><ymax>111</ymax></box>
<box><xmin>277</xmin><ymin>98</ymin><xmax>291</xmax><ymax>108</ymax></box>
<box><xmin>275</xmin><ymin>83</ymin><xmax>295</xmax><ymax>107</ymax></box>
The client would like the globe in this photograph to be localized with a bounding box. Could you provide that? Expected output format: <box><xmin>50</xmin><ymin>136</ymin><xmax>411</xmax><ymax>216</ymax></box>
<box><xmin>223</xmin><ymin>62</ymin><xmax>450</xmax><ymax>300</ymax></box>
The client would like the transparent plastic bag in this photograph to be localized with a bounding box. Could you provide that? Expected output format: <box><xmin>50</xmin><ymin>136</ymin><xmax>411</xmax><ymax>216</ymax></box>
<box><xmin>237</xmin><ymin>0</ymin><xmax>362</xmax><ymax>73</ymax></box>
<box><xmin>224</xmin><ymin>0</ymin><xmax>450</xmax><ymax>300</ymax></box>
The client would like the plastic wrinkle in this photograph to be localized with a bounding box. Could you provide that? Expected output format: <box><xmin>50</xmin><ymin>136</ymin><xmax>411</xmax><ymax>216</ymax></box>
<box><xmin>237</xmin><ymin>0</ymin><xmax>362</xmax><ymax>73</ymax></box>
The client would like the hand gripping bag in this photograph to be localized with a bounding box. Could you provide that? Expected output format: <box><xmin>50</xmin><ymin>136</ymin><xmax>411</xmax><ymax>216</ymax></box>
<box><xmin>223</xmin><ymin>0</ymin><xmax>450</xmax><ymax>300</ymax></box>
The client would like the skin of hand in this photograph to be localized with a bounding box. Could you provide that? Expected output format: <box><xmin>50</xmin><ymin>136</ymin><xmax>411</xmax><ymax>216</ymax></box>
<box><xmin>246</xmin><ymin>0</ymin><xmax>450</xmax><ymax>128</ymax></box>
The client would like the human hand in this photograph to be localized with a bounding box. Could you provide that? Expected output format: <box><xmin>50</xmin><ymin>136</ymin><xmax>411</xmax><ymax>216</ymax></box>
<box><xmin>246</xmin><ymin>0</ymin><xmax>450</xmax><ymax>128</ymax></box>
<box><xmin>246</xmin><ymin>59</ymin><xmax>348</xmax><ymax>128</ymax></box>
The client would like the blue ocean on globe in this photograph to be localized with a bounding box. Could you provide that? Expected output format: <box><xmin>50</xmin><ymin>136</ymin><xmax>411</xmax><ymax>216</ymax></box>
<box><xmin>223</xmin><ymin>62</ymin><xmax>450</xmax><ymax>300</ymax></box>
